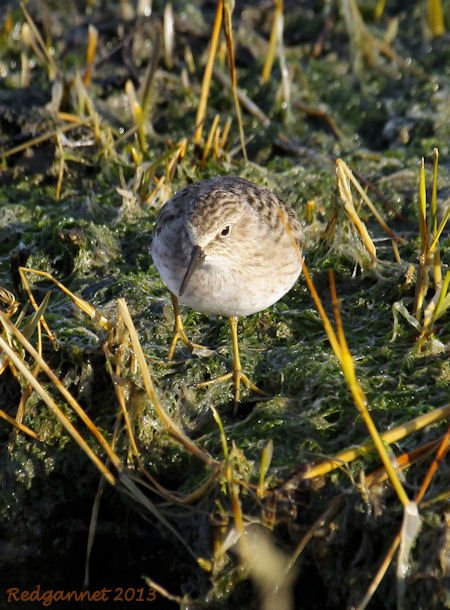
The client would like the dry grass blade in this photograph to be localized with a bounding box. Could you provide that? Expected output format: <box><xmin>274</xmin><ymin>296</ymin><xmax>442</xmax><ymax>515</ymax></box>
<box><xmin>328</xmin><ymin>271</ymin><xmax>411</xmax><ymax>507</ymax></box>
<box><xmin>201</xmin><ymin>114</ymin><xmax>220</xmax><ymax>165</ymax></box>
<box><xmin>19</xmin><ymin>267</ymin><xmax>111</xmax><ymax>331</ymax></box>
<box><xmin>302</xmin><ymin>403</ymin><xmax>450</xmax><ymax>479</ymax></box>
<box><xmin>102</xmin><ymin>341</ymin><xmax>140</xmax><ymax>459</ymax></box>
<box><xmin>117</xmin><ymin>299</ymin><xmax>215</xmax><ymax>465</ymax></box>
<box><xmin>1</xmin><ymin>118</ymin><xmax>91</xmax><ymax>160</ymax></box>
<box><xmin>0</xmin><ymin>311</ymin><xmax>121</xmax><ymax>473</ymax></box>
<box><xmin>20</xmin><ymin>1</ymin><xmax>58</xmax><ymax>78</ymax></box>
<box><xmin>143</xmin><ymin>578</ymin><xmax>184</xmax><ymax>604</ymax></box>
<box><xmin>262</xmin><ymin>0</ymin><xmax>283</xmax><ymax>82</ymax></box>
<box><xmin>308</xmin><ymin>265</ymin><xmax>411</xmax><ymax>499</ymax></box>
<box><xmin>0</xmin><ymin>288</ymin><xmax>19</xmax><ymax>316</ymax></box>
<box><xmin>222</xmin><ymin>0</ymin><xmax>247</xmax><ymax>161</ymax></box>
<box><xmin>0</xmin><ymin>408</ymin><xmax>38</xmax><ymax>439</ymax></box>
<box><xmin>278</xmin><ymin>199</ymin><xmax>412</xmax><ymax>507</ymax></box>
<box><xmin>257</xmin><ymin>439</ymin><xmax>273</xmax><ymax>499</ymax></box>
<box><xmin>355</xmin><ymin>424</ymin><xmax>450</xmax><ymax>609</ymax></box>
<box><xmin>336</xmin><ymin>161</ymin><xmax>378</xmax><ymax>263</ymax></box>
<box><xmin>126</xmin><ymin>80</ymin><xmax>146</xmax><ymax>156</ymax></box>
<box><xmin>83</xmin><ymin>24</ymin><xmax>98</xmax><ymax>86</ymax></box>
<box><xmin>365</xmin><ymin>436</ymin><xmax>447</xmax><ymax>487</ymax></box>
<box><xmin>427</xmin><ymin>0</ymin><xmax>446</xmax><ymax>37</ymax></box>
<box><xmin>0</xmin><ymin>322</ymin><xmax>116</xmax><ymax>485</ymax></box>
<box><xmin>194</xmin><ymin>0</ymin><xmax>223</xmax><ymax>145</ymax></box>
<box><xmin>337</xmin><ymin>159</ymin><xmax>405</xmax><ymax>245</ymax></box>
<box><xmin>302</xmin><ymin>266</ymin><xmax>422</xmax><ymax>601</ymax></box>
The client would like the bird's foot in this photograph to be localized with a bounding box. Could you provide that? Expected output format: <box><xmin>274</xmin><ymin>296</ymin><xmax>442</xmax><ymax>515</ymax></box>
<box><xmin>167</xmin><ymin>292</ymin><xmax>209</xmax><ymax>360</ymax></box>
<box><xmin>167</xmin><ymin>325</ymin><xmax>207</xmax><ymax>360</ymax></box>
<box><xmin>197</xmin><ymin>368</ymin><xmax>268</xmax><ymax>406</ymax></box>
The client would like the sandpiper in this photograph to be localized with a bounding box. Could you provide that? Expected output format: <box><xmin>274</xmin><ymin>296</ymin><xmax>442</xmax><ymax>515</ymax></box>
<box><xmin>151</xmin><ymin>176</ymin><xmax>303</xmax><ymax>403</ymax></box>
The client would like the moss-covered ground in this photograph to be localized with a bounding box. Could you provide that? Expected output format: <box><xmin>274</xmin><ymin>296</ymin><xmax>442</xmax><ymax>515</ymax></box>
<box><xmin>0</xmin><ymin>1</ymin><xmax>449</xmax><ymax>609</ymax></box>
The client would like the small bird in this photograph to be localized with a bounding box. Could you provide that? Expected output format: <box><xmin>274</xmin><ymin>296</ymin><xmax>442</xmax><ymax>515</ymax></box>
<box><xmin>151</xmin><ymin>176</ymin><xmax>303</xmax><ymax>403</ymax></box>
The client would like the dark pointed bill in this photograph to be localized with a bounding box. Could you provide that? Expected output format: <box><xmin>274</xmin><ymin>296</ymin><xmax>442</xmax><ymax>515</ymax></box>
<box><xmin>179</xmin><ymin>245</ymin><xmax>203</xmax><ymax>296</ymax></box>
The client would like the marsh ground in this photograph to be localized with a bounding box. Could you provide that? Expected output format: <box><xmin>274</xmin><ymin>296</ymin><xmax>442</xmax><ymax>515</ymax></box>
<box><xmin>0</xmin><ymin>1</ymin><xmax>449</xmax><ymax>609</ymax></box>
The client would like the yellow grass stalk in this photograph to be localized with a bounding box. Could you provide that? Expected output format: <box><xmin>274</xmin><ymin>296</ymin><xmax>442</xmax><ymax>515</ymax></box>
<box><xmin>20</xmin><ymin>2</ymin><xmax>58</xmax><ymax>79</ymax></box>
<box><xmin>0</xmin><ymin>288</ymin><xmax>19</xmax><ymax>317</ymax></box>
<box><xmin>430</xmin><ymin>149</ymin><xmax>439</xmax><ymax>237</ymax></box>
<box><xmin>194</xmin><ymin>0</ymin><xmax>223</xmax><ymax>144</ymax></box>
<box><xmin>429</xmin><ymin>207</ymin><xmax>450</xmax><ymax>256</ymax></box>
<box><xmin>278</xmin><ymin>257</ymin><xmax>419</xmax><ymax>492</ymax></box>
<box><xmin>262</xmin><ymin>0</ymin><xmax>283</xmax><ymax>82</ymax></box>
<box><xmin>301</xmin><ymin>261</ymin><xmax>410</xmax><ymax>504</ymax></box>
<box><xmin>1</xmin><ymin>118</ymin><xmax>91</xmax><ymax>160</ymax></box>
<box><xmin>213</xmin><ymin>123</ymin><xmax>222</xmax><ymax>159</ymax></box>
<box><xmin>19</xmin><ymin>267</ymin><xmax>111</xmax><ymax>331</ymax></box>
<box><xmin>222</xmin><ymin>0</ymin><xmax>247</xmax><ymax>161</ymax></box>
<box><xmin>117</xmin><ymin>299</ymin><xmax>215</xmax><ymax>465</ymax></box>
<box><xmin>125</xmin><ymin>79</ymin><xmax>147</xmax><ymax>154</ymax></box>
<box><xmin>220</xmin><ymin>116</ymin><xmax>232</xmax><ymax>149</ymax></box>
<box><xmin>210</xmin><ymin>405</ymin><xmax>229</xmax><ymax>460</ymax></box>
<box><xmin>337</xmin><ymin>159</ymin><xmax>405</xmax><ymax>245</ymax></box>
<box><xmin>0</xmin><ymin>409</ymin><xmax>38</xmax><ymax>439</ymax></box>
<box><xmin>257</xmin><ymin>439</ymin><xmax>273</xmax><ymax>499</ymax></box>
<box><xmin>433</xmin><ymin>271</ymin><xmax>450</xmax><ymax>321</ymax></box>
<box><xmin>412</xmin><ymin>152</ymin><xmax>449</xmax><ymax>322</ymax></box>
<box><xmin>336</xmin><ymin>161</ymin><xmax>378</xmax><ymax>263</ymax></box>
<box><xmin>430</xmin><ymin>149</ymin><xmax>444</xmax><ymax>286</ymax></box>
<box><xmin>365</xmin><ymin>436</ymin><xmax>447</xmax><ymax>487</ymax></box>
<box><xmin>355</xmin><ymin>424</ymin><xmax>450</xmax><ymax>610</ymax></box>
<box><xmin>418</xmin><ymin>158</ymin><xmax>427</xmax><ymax>258</ymax></box>
<box><xmin>0</xmin><ymin>312</ymin><xmax>121</xmax><ymax>469</ymax></box>
<box><xmin>102</xmin><ymin>341</ymin><xmax>140</xmax><ymax>459</ymax></box>
<box><xmin>0</xmin><ymin>322</ymin><xmax>116</xmax><ymax>484</ymax></box>
<box><xmin>166</xmin><ymin>138</ymin><xmax>187</xmax><ymax>181</ymax></box>
<box><xmin>427</xmin><ymin>0</ymin><xmax>446</xmax><ymax>37</ymax></box>
<box><xmin>83</xmin><ymin>24</ymin><xmax>98</xmax><ymax>86</ymax></box>
<box><xmin>374</xmin><ymin>0</ymin><xmax>386</xmax><ymax>19</ymax></box>
<box><xmin>303</xmin><ymin>402</ymin><xmax>450</xmax><ymax>480</ymax></box>
<box><xmin>201</xmin><ymin>114</ymin><xmax>220</xmax><ymax>165</ymax></box>
<box><xmin>329</xmin><ymin>271</ymin><xmax>410</xmax><ymax>506</ymax></box>
<box><xmin>301</xmin><ymin>267</ymin><xmax>420</xmax><ymax>600</ymax></box>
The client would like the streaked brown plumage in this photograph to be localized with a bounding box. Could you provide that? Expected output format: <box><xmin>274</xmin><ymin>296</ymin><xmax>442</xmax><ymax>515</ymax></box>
<box><xmin>152</xmin><ymin>176</ymin><xmax>303</xmax><ymax>316</ymax></box>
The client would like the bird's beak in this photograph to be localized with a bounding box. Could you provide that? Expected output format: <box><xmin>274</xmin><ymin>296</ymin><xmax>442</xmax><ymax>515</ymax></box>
<box><xmin>179</xmin><ymin>245</ymin><xmax>203</xmax><ymax>296</ymax></box>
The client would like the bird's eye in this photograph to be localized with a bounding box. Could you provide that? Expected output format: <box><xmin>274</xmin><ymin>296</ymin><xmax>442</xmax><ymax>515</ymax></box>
<box><xmin>220</xmin><ymin>225</ymin><xmax>231</xmax><ymax>237</ymax></box>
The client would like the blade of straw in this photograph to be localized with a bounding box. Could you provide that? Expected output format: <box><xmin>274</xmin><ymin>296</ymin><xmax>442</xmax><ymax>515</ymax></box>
<box><xmin>0</xmin><ymin>332</ymin><xmax>115</xmax><ymax>485</ymax></box>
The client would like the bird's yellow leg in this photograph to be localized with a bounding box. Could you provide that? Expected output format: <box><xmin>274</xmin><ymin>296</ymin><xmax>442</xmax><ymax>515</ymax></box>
<box><xmin>197</xmin><ymin>316</ymin><xmax>267</xmax><ymax>404</ymax></box>
<box><xmin>167</xmin><ymin>293</ymin><xmax>205</xmax><ymax>360</ymax></box>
